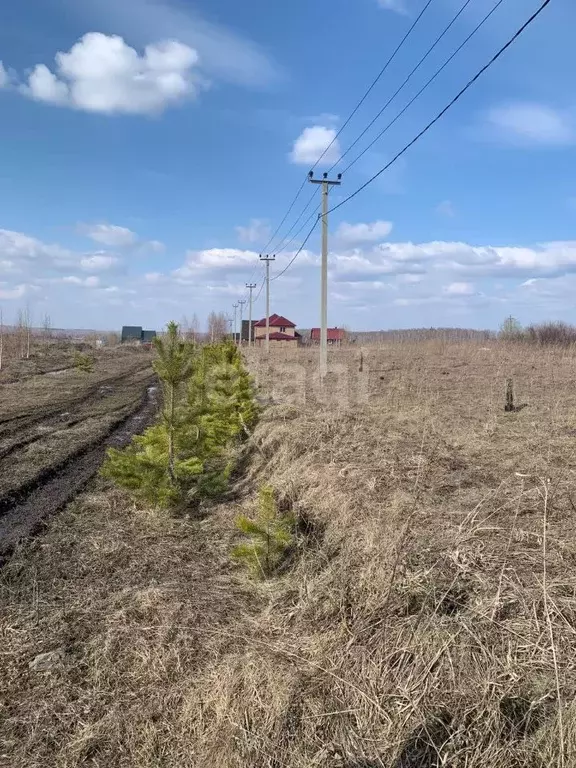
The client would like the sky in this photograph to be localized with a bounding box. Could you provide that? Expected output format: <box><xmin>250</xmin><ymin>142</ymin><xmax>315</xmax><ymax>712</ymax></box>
<box><xmin>0</xmin><ymin>0</ymin><xmax>574</xmax><ymax>332</ymax></box>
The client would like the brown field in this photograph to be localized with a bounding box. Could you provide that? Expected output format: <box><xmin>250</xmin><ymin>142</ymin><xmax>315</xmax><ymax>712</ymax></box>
<box><xmin>2</xmin><ymin>340</ymin><xmax>576</xmax><ymax>766</ymax></box>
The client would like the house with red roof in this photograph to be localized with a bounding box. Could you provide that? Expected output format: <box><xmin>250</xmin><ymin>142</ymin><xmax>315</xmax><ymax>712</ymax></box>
<box><xmin>310</xmin><ymin>327</ymin><xmax>346</xmax><ymax>347</ymax></box>
<box><xmin>254</xmin><ymin>314</ymin><xmax>301</xmax><ymax>345</ymax></box>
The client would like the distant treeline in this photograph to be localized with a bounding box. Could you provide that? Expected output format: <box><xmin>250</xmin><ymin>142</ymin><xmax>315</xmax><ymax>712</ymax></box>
<box><xmin>500</xmin><ymin>318</ymin><xmax>576</xmax><ymax>347</ymax></box>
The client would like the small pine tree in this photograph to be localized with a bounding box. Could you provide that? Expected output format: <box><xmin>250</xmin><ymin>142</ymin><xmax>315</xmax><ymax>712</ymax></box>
<box><xmin>74</xmin><ymin>352</ymin><xmax>94</xmax><ymax>373</ymax></box>
<box><xmin>103</xmin><ymin>334</ymin><xmax>258</xmax><ymax>510</ymax></box>
<box><xmin>153</xmin><ymin>322</ymin><xmax>195</xmax><ymax>481</ymax></box>
<box><xmin>232</xmin><ymin>486</ymin><xmax>294</xmax><ymax>579</ymax></box>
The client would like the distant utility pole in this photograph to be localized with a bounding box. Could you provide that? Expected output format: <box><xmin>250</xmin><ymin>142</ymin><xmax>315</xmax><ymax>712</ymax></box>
<box><xmin>238</xmin><ymin>299</ymin><xmax>246</xmax><ymax>347</ymax></box>
<box><xmin>226</xmin><ymin>316</ymin><xmax>233</xmax><ymax>340</ymax></box>
<box><xmin>232</xmin><ymin>302</ymin><xmax>239</xmax><ymax>345</ymax></box>
<box><xmin>245</xmin><ymin>283</ymin><xmax>257</xmax><ymax>347</ymax></box>
<box><xmin>260</xmin><ymin>254</ymin><xmax>276</xmax><ymax>354</ymax></box>
<box><xmin>309</xmin><ymin>171</ymin><xmax>342</xmax><ymax>381</ymax></box>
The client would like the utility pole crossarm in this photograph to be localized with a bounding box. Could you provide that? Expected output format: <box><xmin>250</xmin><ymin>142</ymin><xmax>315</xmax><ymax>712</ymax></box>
<box><xmin>308</xmin><ymin>171</ymin><xmax>342</xmax><ymax>381</ymax></box>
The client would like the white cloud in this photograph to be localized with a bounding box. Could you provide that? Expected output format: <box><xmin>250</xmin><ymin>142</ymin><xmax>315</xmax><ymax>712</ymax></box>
<box><xmin>0</xmin><ymin>62</ymin><xmax>9</xmax><ymax>89</ymax></box>
<box><xmin>144</xmin><ymin>272</ymin><xmax>163</xmax><ymax>283</ymax></box>
<box><xmin>336</xmin><ymin>220</ymin><xmax>393</xmax><ymax>245</ymax></box>
<box><xmin>146</xmin><ymin>240</ymin><xmax>165</xmax><ymax>253</ymax></box>
<box><xmin>329</xmin><ymin>239</ymin><xmax>576</xmax><ymax>284</ymax></box>
<box><xmin>0</xmin><ymin>283</ymin><xmax>29</xmax><ymax>300</ymax></box>
<box><xmin>62</xmin><ymin>275</ymin><xmax>101</xmax><ymax>287</ymax></box>
<box><xmin>291</xmin><ymin>126</ymin><xmax>340</xmax><ymax>166</ymax></box>
<box><xmin>19</xmin><ymin>33</ymin><xmax>202</xmax><ymax>115</ymax></box>
<box><xmin>79</xmin><ymin>223</ymin><xmax>164</xmax><ymax>253</ymax></box>
<box><xmin>487</xmin><ymin>103</ymin><xmax>574</xmax><ymax>146</ymax></box>
<box><xmin>235</xmin><ymin>219</ymin><xmax>271</xmax><ymax>245</ymax></box>
<box><xmin>27</xmin><ymin>64</ymin><xmax>69</xmax><ymax>105</ymax></box>
<box><xmin>79</xmin><ymin>254</ymin><xmax>119</xmax><ymax>271</ymax></box>
<box><xmin>58</xmin><ymin>0</ymin><xmax>279</xmax><ymax>88</ymax></box>
<box><xmin>0</xmin><ymin>229</ymin><xmax>71</xmax><ymax>265</ymax></box>
<box><xmin>174</xmin><ymin>248</ymin><xmax>260</xmax><ymax>280</ymax></box>
<box><xmin>436</xmin><ymin>200</ymin><xmax>456</xmax><ymax>218</ymax></box>
<box><xmin>444</xmin><ymin>281</ymin><xmax>475</xmax><ymax>296</ymax></box>
<box><xmin>82</xmin><ymin>223</ymin><xmax>137</xmax><ymax>247</ymax></box>
<box><xmin>377</xmin><ymin>0</ymin><xmax>409</xmax><ymax>14</ymax></box>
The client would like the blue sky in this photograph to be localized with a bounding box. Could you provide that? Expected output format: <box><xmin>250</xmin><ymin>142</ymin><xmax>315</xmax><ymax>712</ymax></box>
<box><xmin>0</xmin><ymin>0</ymin><xmax>574</xmax><ymax>331</ymax></box>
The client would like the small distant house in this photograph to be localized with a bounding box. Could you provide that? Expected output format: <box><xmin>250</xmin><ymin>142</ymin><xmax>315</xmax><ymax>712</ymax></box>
<box><xmin>254</xmin><ymin>314</ymin><xmax>301</xmax><ymax>346</ymax></box>
<box><xmin>310</xmin><ymin>327</ymin><xmax>345</xmax><ymax>347</ymax></box>
<box><xmin>241</xmin><ymin>319</ymin><xmax>258</xmax><ymax>343</ymax></box>
<box><xmin>122</xmin><ymin>326</ymin><xmax>143</xmax><ymax>343</ymax></box>
<box><xmin>121</xmin><ymin>326</ymin><xmax>157</xmax><ymax>344</ymax></box>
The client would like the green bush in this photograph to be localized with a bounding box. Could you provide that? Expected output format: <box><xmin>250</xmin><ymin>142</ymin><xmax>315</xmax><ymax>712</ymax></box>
<box><xmin>232</xmin><ymin>486</ymin><xmax>295</xmax><ymax>579</ymax></box>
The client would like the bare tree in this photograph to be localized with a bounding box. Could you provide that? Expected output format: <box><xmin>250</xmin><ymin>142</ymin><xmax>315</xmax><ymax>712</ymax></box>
<box><xmin>16</xmin><ymin>308</ymin><xmax>27</xmax><ymax>359</ymax></box>
<box><xmin>42</xmin><ymin>313</ymin><xmax>52</xmax><ymax>338</ymax></box>
<box><xmin>207</xmin><ymin>311</ymin><xmax>228</xmax><ymax>343</ymax></box>
<box><xmin>24</xmin><ymin>305</ymin><xmax>31</xmax><ymax>359</ymax></box>
<box><xmin>190</xmin><ymin>312</ymin><xmax>201</xmax><ymax>343</ymax></box>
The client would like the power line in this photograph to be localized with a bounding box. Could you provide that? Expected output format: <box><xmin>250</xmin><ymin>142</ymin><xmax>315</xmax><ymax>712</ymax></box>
<box><xmin>329</xmin><ymin>0</ymin><xmax>479</xmax><ymax>173</ymax></box>
<box><xmin>271</xmin><ymin>218</ymin><xmax>320</xmax><ymax>282</ymax></box>
<box><xmin>258</xmin><ymin>0</ymin><xmax>438</xmax><ymax>256</ymax></box>
<box><xmin>275</xmin><ymin>202</ymin><xmax>320</xmax><ymax>258</ymax></box>
<box><xmin>327</xmin><ymin>0</ymin><xmax>552</xmax><ymax>216</ymax></box>
<box><xmin>341</xmin><ymin>0</ymin><xmax>506</xmax><ymax>174</ymax></box>
<box><xmin>260</xmin><ymin>177</ymin><xmax>308</xmax><ymax>254</ymax></box>
<box><xmin>253</xmin><ymin>274</ymin><xmax>266</xmax><ymax>303</ymax></box>
<box><xmin>311</xmin><ymin>0</ymin><xmax>437</xmax><ymax>171</ymax></box>
<box><xmin>272</xmin><ymin>190</ymin><xmax>318</xmax><ymax>254</ymax></box>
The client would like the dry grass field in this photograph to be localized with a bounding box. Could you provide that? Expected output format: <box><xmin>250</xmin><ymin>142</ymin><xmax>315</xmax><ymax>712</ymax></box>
<box><xmin>2</xmin><ymin>340</ymin><xmax>576</xmax><ymax>767</ymax></box>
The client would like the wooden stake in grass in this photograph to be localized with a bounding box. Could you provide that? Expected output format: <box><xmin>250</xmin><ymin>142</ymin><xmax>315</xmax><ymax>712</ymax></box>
<box><xmin>505</xmin><ymin>378</ymin><xmax>515</xmax><ymax>412</ymax></box>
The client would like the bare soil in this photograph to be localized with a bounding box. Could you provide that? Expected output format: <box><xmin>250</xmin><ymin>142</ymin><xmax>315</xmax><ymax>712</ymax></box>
<box><xmin>0</xmin><ymin>347</ymin><xmax>156</xmax><ymax>558</ymax></box>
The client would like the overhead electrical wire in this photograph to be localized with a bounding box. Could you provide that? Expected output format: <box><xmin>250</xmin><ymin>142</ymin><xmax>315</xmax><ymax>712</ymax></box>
<box><xmin>268</xmin><ymin>0</ymin><xmax>551</xmax><ymax>286</ymax></box>
<box><xmin>326</xmin><ymin>0</ymin><xmax>552</xmax><ymax>216</ymax></box>
<box><xmin>340</xmin><ymin>0</ymin><xmax>506</xmax><ymax>174</ymax></box>
<box><xmin>311</xmin><ymin>0</ymin><xmax>437</xmax><ymax>171</ymax></box>
<box><xmin>270</xmin><ymin>218</ymin><xmax>321</xmax><ymax>282</ymax></box>
<box><xmin>260</xmin><ymin>0</ymin><xmax>439</xmax><ymax>256</ymax></box>
<box><xmin>272</xmin><ymin>190</ymin><xmax>318</xmax><ymax>253</ymax></box>
<box><xmin>259</xmin><ymin>177</ymin><xmax>308</xmax><ymax>254</ymax></box>
<box><xmin>250</xmin><ymin>0</ymin><xmax>551</xmax><ymax>291</ymax></box>
<box><xmin>329</xmin><ymin>0</ymin><xmax>479</xmax><ymax>174</ymax></box>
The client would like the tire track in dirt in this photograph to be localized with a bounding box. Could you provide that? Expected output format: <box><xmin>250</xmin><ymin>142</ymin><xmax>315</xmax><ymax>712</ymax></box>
<box><xmin>0</xmin><ymin>367</ymin><xmax>154</xmax><ymax>462</ymax></box>
<box><xmin>0</xmin><ymin>364</ymin><xmax>153</xmax><ymax>432</ymax></box>
<box><xmin>0</xmin><ymin>385</ymin><xmax>159</xmax><ymax>562</ymax></box>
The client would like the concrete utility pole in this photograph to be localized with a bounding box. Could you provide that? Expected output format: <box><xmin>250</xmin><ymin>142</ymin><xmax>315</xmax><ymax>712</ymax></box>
<box><xmin>232</xmin><ymin>302</ymin><xmax>239</xmax><ymax>345</ymax></box>
<box><xmin>309</xmin><ymin>171</ymin><xmax>342</xmax><ymax>381</ymax></box>
<box><xmin>245</xmin><ymin>283</ymin><xmax>257</xmax><ymax>346</ymax></box>
<box><xmin>259</xmin><ymin>254</ymin><xmax>275</xmax><ymax>354</ymax></box>
<box><xmin>238</xmin><ymin>299</ymin><xmax>246</xmax><ymax>346</ymax></box>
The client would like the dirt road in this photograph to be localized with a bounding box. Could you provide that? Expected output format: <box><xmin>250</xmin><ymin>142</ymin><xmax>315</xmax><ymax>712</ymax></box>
<box><xmin>0</xmin><ymin>349</ymin><xmax>157</xmax><ymax>558</ymax></box>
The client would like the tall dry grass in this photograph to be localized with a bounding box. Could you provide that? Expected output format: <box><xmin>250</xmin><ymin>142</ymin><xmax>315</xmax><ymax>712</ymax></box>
<box><xmin>3</xmin><ymin>340</ymin><xmax>576</xmax><ymax>766</ymax></box>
